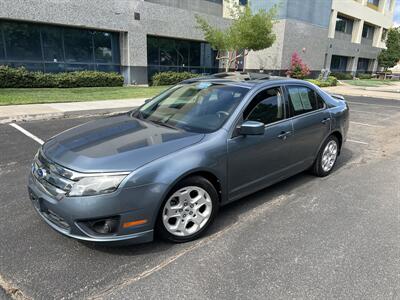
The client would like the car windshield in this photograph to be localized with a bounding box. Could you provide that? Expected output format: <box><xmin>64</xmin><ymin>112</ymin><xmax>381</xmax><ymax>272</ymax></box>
<box><xmin>133</xmin><ymin>82</ymin><xmax>249</xmax><ymax>133</ymax></box>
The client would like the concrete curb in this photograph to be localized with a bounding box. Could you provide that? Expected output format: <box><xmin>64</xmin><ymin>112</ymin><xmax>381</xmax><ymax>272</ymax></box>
<box><xmin>0</xmin><ymin>106</ymin><xmax>137</xmax><ymax>124</ymax></box>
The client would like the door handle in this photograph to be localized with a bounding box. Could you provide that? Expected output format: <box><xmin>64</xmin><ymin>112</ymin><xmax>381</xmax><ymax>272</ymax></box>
<box><xmin>321</xmin><ymin>117</ymin><xmax>331</xmax><ymax>124</ymax></box>
<box><xmin>277</xmin><ymin>131</ymin><xmax>291</xmax><ymax>140</ymax></box>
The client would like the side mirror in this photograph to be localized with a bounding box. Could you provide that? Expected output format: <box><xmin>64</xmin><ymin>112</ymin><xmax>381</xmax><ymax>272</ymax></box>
<box><xmin>239</xmin><ymin>121</ymin><xmax>265</xmax><ymax>135</ymax></box>
<box><xmin>144</xmin><ymin>99</ymin><xmax>152</xmax><ymax>104</ymax></box>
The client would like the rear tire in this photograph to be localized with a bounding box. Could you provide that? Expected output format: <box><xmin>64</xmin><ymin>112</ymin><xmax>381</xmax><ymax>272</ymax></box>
<box><xmin>312</xmin><ymin>135</ymin><xmax>339</xmax><ymax>177</ymax></box>
<box><xmin>156</xmin><ymin>176</ymin><xmax>219</xmax><ymax>243</ymax></box>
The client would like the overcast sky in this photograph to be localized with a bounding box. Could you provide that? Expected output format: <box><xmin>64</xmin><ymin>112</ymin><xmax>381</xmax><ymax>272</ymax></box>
<box><xmin>395</xmin><ymin>0</ymin><xmax>400</xmax><ymax>27</ymax></box>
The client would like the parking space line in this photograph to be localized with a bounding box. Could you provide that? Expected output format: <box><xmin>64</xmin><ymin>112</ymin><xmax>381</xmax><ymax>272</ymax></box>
<box><xmin>347</xmin><ymin>139</ymin><xmax>368</xmax><ymax>145</ymax></box>
<box><xmin>347</xmin><ymin>101</ymin><xmax>400</xmax><ymax>109</ymax></box>
<box><xmin>350</xmin><ymin>110</ymin><xmax>391</xmax><ymax>117</ymax></box>
<box><xmin>350</xmin><ymin>121</ymin><xmax>384</xmax><ymax>128</ymax></box>
<box><xmin>9</xmin><ymin>123</ymin><xmax>44</xmax><ymax>145</ymax></box>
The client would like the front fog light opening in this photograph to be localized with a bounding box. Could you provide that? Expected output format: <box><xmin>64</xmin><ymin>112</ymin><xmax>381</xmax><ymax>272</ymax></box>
<box><xmin>86</xmin><ymin>217</ymin><xmax>120</xmax><ymax>235</ymax></box>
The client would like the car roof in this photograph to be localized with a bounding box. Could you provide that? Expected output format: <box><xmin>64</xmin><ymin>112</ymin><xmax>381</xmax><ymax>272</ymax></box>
<box><xmin>182</xmin><ymin>72</ymin><xmax>308</xmax><ymax>90</ymax></box>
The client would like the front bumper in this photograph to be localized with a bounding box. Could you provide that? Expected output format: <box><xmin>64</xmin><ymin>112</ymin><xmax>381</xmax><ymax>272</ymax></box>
<box><xmin>28</xmin><ymin>173</ymin><xmax>166</xmax><ymax>245</ymax></box>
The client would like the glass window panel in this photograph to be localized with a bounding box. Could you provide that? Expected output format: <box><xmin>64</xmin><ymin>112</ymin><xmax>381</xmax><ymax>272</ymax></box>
<box><xmin>159</xmin><ymin>38</ymin><xmax>177</xmax><ymax>66</ymax></box>
<box><xmin>3</xmin><ymin>22</ymin><xmax>42</xmax><ymax>60</ymax></box>
<box><xmin>42</xmin><ymin>26</ymin><xmax>64</xmax><ymax>62</ymax></box>
<box><xmin>96</xmin><ymin>64</ymin><xmax>120</xmax><ymax>72</ymax></box>
<box><xmin>335</xmin><ymin>17</ymin><xmax>346</xmax><ymax>32</ymax></box>
<box><xmin>44</xmin><ymin>63</ymin><xmax>65</xmax><ymax>73</ymax></box>
<box><xmin>64</xmin><ymin>28</ymin><xmax>93</xmax><ymax>63</ymax></box>
<box><xmin>0</xmin><ymin>26</ymin><xmax>5</xmax><ymax>60</ymax></box>
<box><xmin>287</xmin><ymin>86</ymin><xmax>318</xmax><ymax>116</ymax></box>
<box><xmin>65</xmin><ymin>63</ymin><xmax>94</xmax><ymax>72</ymax></box>
<box><xmin>147</xmin><ymin>36</ymin><xmax>159</xmax><ymax>65</ymax></box>
<box><xmin>190</xmin><ymin>41</ymin><xmax>201</xmax><ymax>66</ymax></box>
<box><xmin>245</xmin><ymin>88</ymin><xmax>284</xmax><ymax>125</ymax></box>
<box><xmin>10</xmin><ymin>62</ymin><xmax>44</xmax><ymax>71</ymax></box>
<box><xmin>110</xmin><ymin>33</ymin><xmax>120</xmax><ymax>64</ymax></box>
<box><xmin>93</xmin><ymin>31</ymin><xmax>112</xmax><ymax>63</ymax></box>
<box><xmin>176</xmin><ymin>40</ymin><xmax>189</xmax><ymax>67</ymax></box>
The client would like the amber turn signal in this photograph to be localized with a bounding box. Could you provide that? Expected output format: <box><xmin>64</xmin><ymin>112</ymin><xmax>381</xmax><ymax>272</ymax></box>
<box><xmin>122</xmin><ymin>219</ymin><xmax>148</xmax><ymax>228</ymax></box>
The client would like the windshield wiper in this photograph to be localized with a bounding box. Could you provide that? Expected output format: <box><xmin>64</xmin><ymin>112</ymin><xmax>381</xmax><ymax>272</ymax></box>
<box><xmin>149</xmin><ymin>119</ymin><xmax>179</xmax><ymax>130</ymax></box>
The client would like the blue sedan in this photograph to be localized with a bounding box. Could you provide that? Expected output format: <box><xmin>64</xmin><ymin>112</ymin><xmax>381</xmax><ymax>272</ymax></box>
<box><xmin>28</xmin><ymin>74</ymin><xmax>349</xmax><ymax>244</ymax></box>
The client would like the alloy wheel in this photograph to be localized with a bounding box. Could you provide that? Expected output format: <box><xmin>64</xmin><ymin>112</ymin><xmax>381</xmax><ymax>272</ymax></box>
<box><xmin>162</xmin><ymin>186</ymin><xmax>212</xmax><ymax>237</ymax></box>
<box><xmin>321</xmin><ymin>140</ymin><xmax>338</xmax><ymax>172</ymax></box>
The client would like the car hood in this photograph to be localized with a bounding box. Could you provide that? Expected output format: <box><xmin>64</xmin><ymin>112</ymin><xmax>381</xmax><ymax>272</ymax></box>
<box><xmin>42</xmin><ymin>114</ymin><xmax>204</xmax><ymax>173</ymax></box>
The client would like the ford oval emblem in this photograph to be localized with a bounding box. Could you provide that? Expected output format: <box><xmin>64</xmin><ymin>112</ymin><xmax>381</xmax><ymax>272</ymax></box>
<box><xmin>36</xmin><ymin>168</ymin><xmax>47</xmax><ymax>179</ymax></box>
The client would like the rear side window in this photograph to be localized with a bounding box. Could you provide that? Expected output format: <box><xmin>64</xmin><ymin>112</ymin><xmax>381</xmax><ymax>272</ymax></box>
<box><xmin>244</xmin><ymin>87</ymin><xmax>284</xmax><ymax>125</ymax></box>
<box><xmin>286</xmin><ymin>86</ymin><xmax>325</xmax><ymax>116</ymax></box>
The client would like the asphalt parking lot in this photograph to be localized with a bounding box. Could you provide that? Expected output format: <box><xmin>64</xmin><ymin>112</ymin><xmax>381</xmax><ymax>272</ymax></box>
<box><xmin>0</xmin><ymin>96</ymin><xmax>399</xmax><ymax>299</ymax></box>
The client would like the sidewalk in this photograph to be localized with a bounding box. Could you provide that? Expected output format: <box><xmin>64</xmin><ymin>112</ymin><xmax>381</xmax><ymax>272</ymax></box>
<box><xmin>0</xmin><ymin>98</ymin><xmax>146</xmax><ymax>123</ymax></box>
<box><xmin>1</xmin><ymin>83</ymin><xmax>399</xmax><ymax>124</ymax></box>
<box><xmin>323</xmin><ymin>81</ymin><xmax>400</xmax><ymax>100</ymax></box>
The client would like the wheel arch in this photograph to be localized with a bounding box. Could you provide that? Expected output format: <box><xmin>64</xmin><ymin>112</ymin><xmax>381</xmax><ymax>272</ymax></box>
<box><xmin>330</xmin><ymin>130</ymin><xmax>343</xmax><ymax>153</ymax></box>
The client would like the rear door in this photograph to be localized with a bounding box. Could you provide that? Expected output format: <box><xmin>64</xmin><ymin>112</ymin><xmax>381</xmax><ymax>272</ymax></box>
<box><xmin>284</xmin><ymin>85</ymin><xmax>332</xmax><ymax>168</ymax></box>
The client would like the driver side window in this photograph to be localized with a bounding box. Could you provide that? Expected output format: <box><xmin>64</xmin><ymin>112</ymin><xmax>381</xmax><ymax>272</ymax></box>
<box><xmin>244</xmin><ymin>87</ymin><xmax>284</xmax><ymax>125</ymax></box>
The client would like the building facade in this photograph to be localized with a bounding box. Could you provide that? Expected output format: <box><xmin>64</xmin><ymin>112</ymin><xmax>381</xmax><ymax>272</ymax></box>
<box><xmin>0</xmin><ymin>0</ymin><xmax>395</xmax><ymax>85</ymax></box>
<box><xmin>243</xmin><ymin>0</ymin><xmax>395</xmax><ymax>75</ymax></box>
<box><xmin>0</xmin><ymin>0</ymin><xmax>230</xmax><ymax>84</ymax></box>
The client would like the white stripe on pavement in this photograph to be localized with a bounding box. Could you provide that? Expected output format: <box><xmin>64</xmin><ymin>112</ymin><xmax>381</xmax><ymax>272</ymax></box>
<box><xmin>9</xmin><ymin>123</ymin><xmax>44</xmax><ymax>145</ymax></box>
<box><xmin>347</xmin><ymin>139</ymin><xmax>368</xmax><ymax>145</ymax></box>
<box><xmin>347</xmin><ymin>101</ymin><xmax>400</xmax><ymax>109</ymax></box>
<box><xmin>350</xmin><ymin>121</ymin><xmax>384</xmax><ymax>128</ymax></box>
<box><xmin>350</xmin><ymin>110</ymin><xmax>391</xmax><ymax>117</ymax></box>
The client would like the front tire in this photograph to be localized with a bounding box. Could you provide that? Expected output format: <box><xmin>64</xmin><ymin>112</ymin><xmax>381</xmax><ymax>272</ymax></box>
<box><xmin>312</xmin><ymin>135</ymin><xmax>339</xmax><ymax>177</ymax></box>
<box><xmin>156</xmin><ymin>176</ymin><xmax>219</xmax><ymax>243</ymax></box>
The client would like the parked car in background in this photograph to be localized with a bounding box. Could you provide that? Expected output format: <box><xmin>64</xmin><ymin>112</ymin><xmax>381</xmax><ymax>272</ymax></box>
<box><xmin>28</xmin><ymin>73</ymin><xmax>349</xmax><ymax>245</ymax></box>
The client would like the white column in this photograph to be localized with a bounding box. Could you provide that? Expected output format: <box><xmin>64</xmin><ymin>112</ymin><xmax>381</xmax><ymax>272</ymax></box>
<box><xmin>348</xmin><ymin>57</ymin><xmax>358</xmax><ymax>75</ymax></box>
<box><xmin>328</xmin><ymin>10</ymin><xmax>338</xmax><ymax>39</ymax></box>
<box><xmin>373</xmin><ymin>27</ymin><xmax>383</xmax><ymax>48</ymax></box>
<box><xmin>352</xmin><ymin>19</ymin><xmax>364</xmax><ymax>44</ymax></box>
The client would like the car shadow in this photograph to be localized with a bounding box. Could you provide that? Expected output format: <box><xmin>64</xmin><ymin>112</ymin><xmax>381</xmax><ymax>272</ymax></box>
<box><xmin>83</xmin><ymin>148</ymin><xmax>354</xmax><ymax>255</ymax></box>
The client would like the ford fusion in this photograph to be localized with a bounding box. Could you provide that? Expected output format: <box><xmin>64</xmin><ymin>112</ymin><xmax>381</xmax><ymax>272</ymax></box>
<box><xmin>28</xmin><ymin>75</ymin><xmax>349</xmax><ymax>244</ymax></box>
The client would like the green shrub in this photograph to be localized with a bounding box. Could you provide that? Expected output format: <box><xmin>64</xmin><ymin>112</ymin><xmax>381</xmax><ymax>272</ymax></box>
<box><xmin>0</xmin><ymin>65</ymin><xmax>124</xmax><ymax>88</ymax></box>
<box><xmin>151</xmin><ymin>71</ymin><xmax>201</xmax><ymax>86</ymax></box>
<box><xmin>330</xmin><ymin>72</ymin><xmax>353</xmax><ymax>80</ymax></box>
<box><xmin>357</xmin><ymin>73</ymin><xmax>372</xmax><ymax>79</ymax></box>
<box><xmin>306</xmin><ymin>76</ymin><xmax>337</xmax><ymax>87</ymax></box>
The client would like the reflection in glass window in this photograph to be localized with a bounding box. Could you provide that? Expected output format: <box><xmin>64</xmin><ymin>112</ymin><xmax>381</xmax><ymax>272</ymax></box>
<box><xmin>244</xmin><ymin>88</ymin><xmax>284</xmax><ymax>125</ymax></box>
<box><xmin>64</xmin><ymin>28</ymin><xmax>93</xmax><ymax>62</ymax></box>
<box><xmin>42</xmin><ymin>27</ymin><xmax>63</xmax><ymax>62</ymax></box>
<box><xmin>3</xmin><ymin>22</ymin><xmax>42</xmax><ymax>60</ymax></box>
<box><xmin>362</xmin><ymin>24</ymin><xmax>374</xmax><ymax>39</ymax></box>
<box><xmin>0</xmin><ymin>20</ymin><xmax>120</xmax><ymax>74</ymax></box>
<box><xmin>147</xmin><ymin>36</ymin><xmax>218</xmax><ymax>72</ymax></box>
<box><xmin>190</xmin><ymin>41</ymin><xmax>201</xmax><ymax>66</ymax></box>
<box><xmin>160</xmin><ymin>39</ymin><xmax>177</xmax><ymax>66</ymax></box>
<box><xmin>335</xmin><ymin>16</ymin><xmax>353</xmax><ymax>34</ymax></box>
<box><xmin>93</xmin><ymin>32</ymin><xmax>112</xmax><ymax>63</ymax></box>
<box><xmin>176</xmin><ymin>40</ymin><xmax>189</xmax><ymax>67</ymax></box>
<box><xmin>135</xmin><ymin>82</ymin><xmax>249</xmax><ymax>133</ymax></box>
<box><xmin>147</xmin><ymin>38</ymin><xmax>159</xmax><ymax>65</ymax></box>
<box><xmin>0</xmin><ymin>27</ymin><xmax>4</xmax><ymax>60</ymax></box>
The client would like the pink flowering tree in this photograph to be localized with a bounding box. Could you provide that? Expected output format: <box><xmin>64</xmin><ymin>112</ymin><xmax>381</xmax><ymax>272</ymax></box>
<box><xmin>286</xmin><ymin>52</ymin><xmax>310</xmax><ymax>79</ymax></box>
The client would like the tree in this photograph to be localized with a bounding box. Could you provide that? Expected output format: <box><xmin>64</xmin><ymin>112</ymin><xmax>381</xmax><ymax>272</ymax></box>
<box><xmin>378</xmin><ymin>27</ymin><xmax>400</xmax><ymax>79</ymax></box>
<box><xmin>286</xmin><ymin>51</ymin><xmax>310</xmax><ymax>79</ymax></box>
<box><xmin>196</xmin><ymin>1</ymin><xmax>276</xmax><ymax>72</ymax></box>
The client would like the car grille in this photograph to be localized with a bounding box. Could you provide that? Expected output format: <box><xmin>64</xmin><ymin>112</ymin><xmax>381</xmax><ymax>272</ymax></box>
<box><xmin>32</xmin><ymin>151</ymin><xmax>75</xmax><ymax>198</ymax></box>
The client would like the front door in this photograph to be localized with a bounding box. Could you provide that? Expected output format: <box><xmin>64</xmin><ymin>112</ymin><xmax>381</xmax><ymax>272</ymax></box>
<box><xmin>227</xmin><ymin>87</ymin><xmax>294</xmax><ymax>201</ymax></box>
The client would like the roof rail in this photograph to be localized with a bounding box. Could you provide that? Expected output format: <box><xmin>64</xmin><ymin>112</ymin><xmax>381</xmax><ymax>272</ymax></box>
<box><xmin>210</xmin><ymin>72</ymin><xmax>271</xmax><ymax>81</ymax></box>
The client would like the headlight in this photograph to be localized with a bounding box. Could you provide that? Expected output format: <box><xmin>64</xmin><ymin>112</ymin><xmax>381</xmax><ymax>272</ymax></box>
<box><xmin>68</xmin><ymin>175</ymin><xmax>127</xmax><ymax>197</ymax></box>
